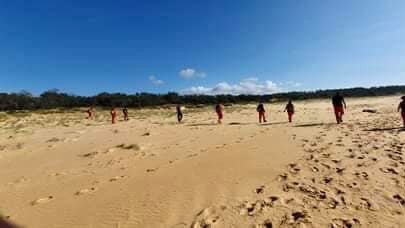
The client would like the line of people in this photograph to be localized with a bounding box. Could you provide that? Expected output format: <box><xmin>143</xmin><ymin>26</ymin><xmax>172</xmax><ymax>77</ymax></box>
<box><xmin>86</xmin><ymin>106</ymin><xmax>129</xmax><ymax>124</ymax></box>
<box><xmin>85</xmin><ymin>94</ymin><xmax>405</xmax><ymax>128</ymax></box>
<box><xmin>254</xmin><ymin>99</ymin><xmax>296</xmax><ymax>124</ymax></box>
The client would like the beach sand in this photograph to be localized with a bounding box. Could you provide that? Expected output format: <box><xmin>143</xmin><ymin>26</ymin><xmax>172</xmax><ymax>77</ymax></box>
<box><xmin>0</xmin><ymin>96</ymin><xmax>404</xmax><ymax>227</ymax></box>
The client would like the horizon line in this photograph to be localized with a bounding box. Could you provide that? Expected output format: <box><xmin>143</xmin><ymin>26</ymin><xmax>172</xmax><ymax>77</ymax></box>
<box><xmin>2</xmin><ymin>84</ymin><xmax>405</xmax><ymax>97</ymax></box>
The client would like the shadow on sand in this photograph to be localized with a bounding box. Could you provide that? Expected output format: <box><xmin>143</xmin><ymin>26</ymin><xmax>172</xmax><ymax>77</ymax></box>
<box><xmin>187</xmin><ymin>123</ymin><xmax>218</xmax><ymax>127</ymax></box>
<box><xmin>228</xmin><ymin>122</ymin><xmax>255</xmax><ymax>126</ymax></box>
<box><xmin>260</xmin><ymin>121</ymin><xmax>290</xmax><ymax>126</ymax></box>
<box><xmin>188</xmin><ymin>122</ymin><xmax>275</xmax><ymax>127</ymax></box>
<box><xmin>365</xmin><ymin>127</ymin><xmax>405</xmax><ymax>132</ymax></box>
<box><xmin>294</xmin><ymin>123</ymin><xmax>326</xmax><ymax>128</ymax></box>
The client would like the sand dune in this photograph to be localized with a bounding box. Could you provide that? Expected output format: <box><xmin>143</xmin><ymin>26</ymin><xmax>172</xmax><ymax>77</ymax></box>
<box><xmin>0</xmin><ymin>96</ymin><xmax>404</xmax><ymax>227</ymax></box>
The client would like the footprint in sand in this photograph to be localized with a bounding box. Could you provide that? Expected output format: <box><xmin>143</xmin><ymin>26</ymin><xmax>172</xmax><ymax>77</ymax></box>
<box><xmin>109</xmin><ymin>175</ymin><xmax>127</xmax><ymax>182</ymax></box>
<box><xmin>387</xmin><ymin>154</ymin><xmax>402</xmax><ymax>161</ymax></box>
<box><xmin>239</xmin><ymin>199</ymin><xmax>276</xmax><ymax>217</ymax></box>
<box><xmin>393</xmin><ymin>194</ymin><xmax>405</xmax><ymax>206</ymax></box>
<box><xmin>46</xmin><ymin>137</ymin><xmax>60</xmax><ymax>143</ymax></box>
<box><xmin>354</xmin><ymin>172</ymin><xmax>369</xmax><ymax>181</ymax></box>
<box><xmin>380</xmin><ymin>167</ymin><xmax>399</xmax><ymax>175</ymax></box>
<box><xmin>255</xmin><ymin>185</ymin><xmax>265</xmax><ymax>194</ymax></box>
<box><xmin>116</xmin><ymin>143</ymin><xmax>141</xmax><ymax>151</ymax></box>
<box><xmin>346</xmin><ymin>153</ymin><xmax>356</xmax><ymax>159</ymax></box>
<box><xmin>187</xmin><ymin>153</ymin><xmax>199</xmax><ymax>158</ymax></box>
<box><xmin>331</xmin><ymin>159</ymin><xmax>341</xmax><ymax>164</ymax></box>
<box><xmin>279</xmin><ymin>211</ymin><xmax>309</xmax><ymax>226</ymax></box>
<box><xmin>278</xmin><ymin>173</ymin><xmax>288</xmax><ymax>181</ymax></box>
<box><xmin>146</xmin><ymin>168</ymin><xmax>158</xmax><ymax>173</ymax></box>
<box><xmin>257</xmin><ymin>220</ymin><xmax>273</xmax><ymax>228</ymax></box>
<box><xmin>323</xmin><ymin>176</ymin><xmax>333</xmax><ymax>184</ymax></box>
<box><xmin>311</xmin><ymin>166</ymin><xmax>320</xmax><ymax>172</ymax></box>
<box><xmin>31</xmin><ymin>196</ymin><xmax>54</xmax><ymax>206</ymax></box>
<box><xmin>328</xmin><ymin>197</ymin><xmax>340</xmax><ymax>209</ymax></box>
<box><xmin>80</xmin><ymin>151</ymin><xmax>99</xmax><ymax>158</ymax></box>
<box><xmin>336</xmin><ymin>167</ymin><xmax>345</xmax><ymax>174</ymax></box>
<box><xmin>331</xmin><ymin>218</ymin><xmax>361</xmax><ymax>228</ymax></box>
<box><xmin>288</xmin><ymin>163</ymin><xmax>301</xmax><ymax>174</ymax></box>
<box><xmin>358</xmin><ymin>197</ymin><xmax>378</xmax><ymax>211</ymax></box>
<box><xmin>75</xmin><ymin>187</ymin><xmax>97</xmax><ymax>196</ymax></box>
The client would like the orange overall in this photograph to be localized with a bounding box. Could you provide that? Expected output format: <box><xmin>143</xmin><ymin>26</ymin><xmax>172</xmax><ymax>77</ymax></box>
<box><xmin>258</xmin><ymin>111</ymin><xmax>266</xmax><ymax>123</ymax></box>
<box><xmin>123</xmin><ymin>109</ymin><xmax>129</xmax><ymax>121</ymax></box>
<box><xmin>257</xmin><ymin>104</ymin><xmax>267</xmax><ymax>123</ymax></box>
<box><xmin>86</xmin><ymin>110</ymin><xmax>92</xmax><ymax>119</ymax></box>
<box><xmin>287</xmin><ymin>112</ymin><xmax>294</xmax><ymax>123</ymax></box>
<box><xmin>217</xmin><ymin>111</ymin><xmax>223</xmax><ymax>121</ymax></box>
<box><xmin>402</xmin><ymin>112</ymin><xmax>405</xmax><ymax>126</ymax></box>
<box><xmin>285</xmin><ymin>103</ymin><xmax>294</xmax><ymax>123</ymax></box>
<box><xmin>216</xmin><ymin>105</ymin><xmax>224</xmax><ymax>123</ymax></box>
<box><xmin>334</xmin><ymin>106</ymin><xmax>344</xmax><ymax>123</ymax></box>
<box><xmin>111</xmin><ymin>110</ymin><xmax>117</xmax><ymax>124</ymax></box>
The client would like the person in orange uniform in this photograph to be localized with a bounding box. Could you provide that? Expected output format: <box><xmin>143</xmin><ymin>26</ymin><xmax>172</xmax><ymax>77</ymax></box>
<box><xmin>111</xmin><ymin>107</ymin><xmax>117</xmax><ymax>124</ymax></box>
<box><xmin>398</xmin><ymin>96</ymin><xmax>405</xmax><ymax>128</ymax></box>
<box><xmin>176</xmin><ymin>104</ymin><xmax>183</xmax><ymax>123</ymax></box>
<box><xmin>215</xmin><ymin>103</ymin><xmax>224</xmax><ymax>124</ymax></box>
<box><xmin>256</xmin><ymin>102</ymin><xmax>267</xmax><ymax>123</ymax></box>
<box><xmin>332</xmin><ymin>92</ymin><xmax>346</xmax><ymax>124</ymax></box>
<box><xmin>86</xmin><ymin>106</ymin><xmax>95</xmax><ymax>120</ymax></box>
<box><xmin>123</xmin><ymin>107</ymin><xmax>129</xmax><ymax>121</ymax></box>
<box><xmin>86</xmin><ymin>108</ymin><xmax>92</xmax><ymax>119</ymax></box>
<box><xmin>284</xmin><ymin>99</ymin><xmax>295</xmax><ymax>123</ymax></box>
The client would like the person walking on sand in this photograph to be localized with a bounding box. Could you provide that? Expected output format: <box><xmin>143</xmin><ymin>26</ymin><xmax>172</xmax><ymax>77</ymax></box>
<box><xmin>123</xmin><ymin>107</ymin><xmax>129</xmax><ymax>121</ymax></box>
<box><xmin>398</xmin><ymin>96</ymin><xmax>405</xmax><ymax>128</ymax></box>
<box><xmin>86</xmin><ymin>106</ymin><xmax>95</xmax><ymax>120</ymax></box>
<box><xmin>256</xmin><ymin>102</ymin><xmax>267</xmax><ymax>123</ymax></box>
<box><xmin>215</xmin><ymin>103</ymin><xmax>224</xmax><ymax>124</ymax></box>
<box><xmin>332</xmin><ymin>92</ymin><xmax>346</xmax><ymax>124</ymax></box>
<box><xmin>111</xmin><ymin>107</ymin><xmax>117</xmax><ymax>124</ymax></box>
<box><xmin>176</xmin><ymin>104</ymin><xmax>183</xmax><ymax>123</ymax></box>
<box><xmin>284</xmin><ymin>99</ymin><xmax>295</xmax><ymax>123</ymax></box>
<box><xmin>86</xmin><ymin>108</ymin><xmax>92</xmax><ymax>120</ymax></box>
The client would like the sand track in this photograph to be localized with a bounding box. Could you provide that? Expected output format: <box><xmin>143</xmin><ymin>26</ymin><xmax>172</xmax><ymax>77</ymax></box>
<box><xmin>0</xmin><ymin>96</ymin><xmax>404</xmax><ymax>227</ymax></box>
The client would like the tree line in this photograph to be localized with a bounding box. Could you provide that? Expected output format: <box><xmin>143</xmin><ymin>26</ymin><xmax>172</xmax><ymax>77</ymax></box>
<box><xmin>1</xmin><ymin>86</ymin><xmax>404</xmax><ymax>111</ymax></box>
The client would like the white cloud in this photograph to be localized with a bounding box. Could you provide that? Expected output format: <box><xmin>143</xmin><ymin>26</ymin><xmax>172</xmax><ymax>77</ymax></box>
<box><xmin>179</xmin><ymin>68</ymin><xmax>206</xmax><ymax>79</ymax></box>
<box><xmin>182</xmin><ymin>78</ymin><xmax>283</xmax><ymax>95</ymax></box>
<box><xmin>285</xmin><ymin>81</ymin><xmax>302</xmax><ymax>88</ymax></box>
<box><xmin>149</xmin><ymin>75</ymin><xmax>164</xmax><ymax>85</ymax></box>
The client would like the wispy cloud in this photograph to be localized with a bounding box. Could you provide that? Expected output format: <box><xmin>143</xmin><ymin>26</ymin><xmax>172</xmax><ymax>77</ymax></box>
<box><xmin>179</xmin><ymin>68</ymin><xmax>206</xmax><ymax>79</ymax></box>
<box><xmin>281</xmin><ymin>81</ymin><xmax>302</xmax><ymax>88</ymax></box>
<box><xmin>182</xmin><ymin>78</ymin><xmax>283</xmax><ymax>95</ymax></box>
<box><xmin>149</xmin><ymin>75</ymin><xmax>164</xmax><ymax>85</ymax></box>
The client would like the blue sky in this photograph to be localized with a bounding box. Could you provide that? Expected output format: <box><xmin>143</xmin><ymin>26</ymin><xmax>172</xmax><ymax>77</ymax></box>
<box><xmin>0</xmin><ymin>0</ymin><xmax>404</xmax><ymax>96</ymax></box>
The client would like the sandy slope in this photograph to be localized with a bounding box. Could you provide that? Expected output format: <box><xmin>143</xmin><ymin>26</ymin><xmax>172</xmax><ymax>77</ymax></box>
<box><xmin>0</xmin><ymin>96</ymin><xmax>404</xmax><ymax>228</ymax></box>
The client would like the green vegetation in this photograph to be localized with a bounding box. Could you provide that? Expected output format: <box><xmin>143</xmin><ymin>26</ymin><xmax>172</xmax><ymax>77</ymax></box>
<box><xmin>1</xmin><ymin>86</ymin><xmax>404</xmax><ymax>111</ymax></box>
